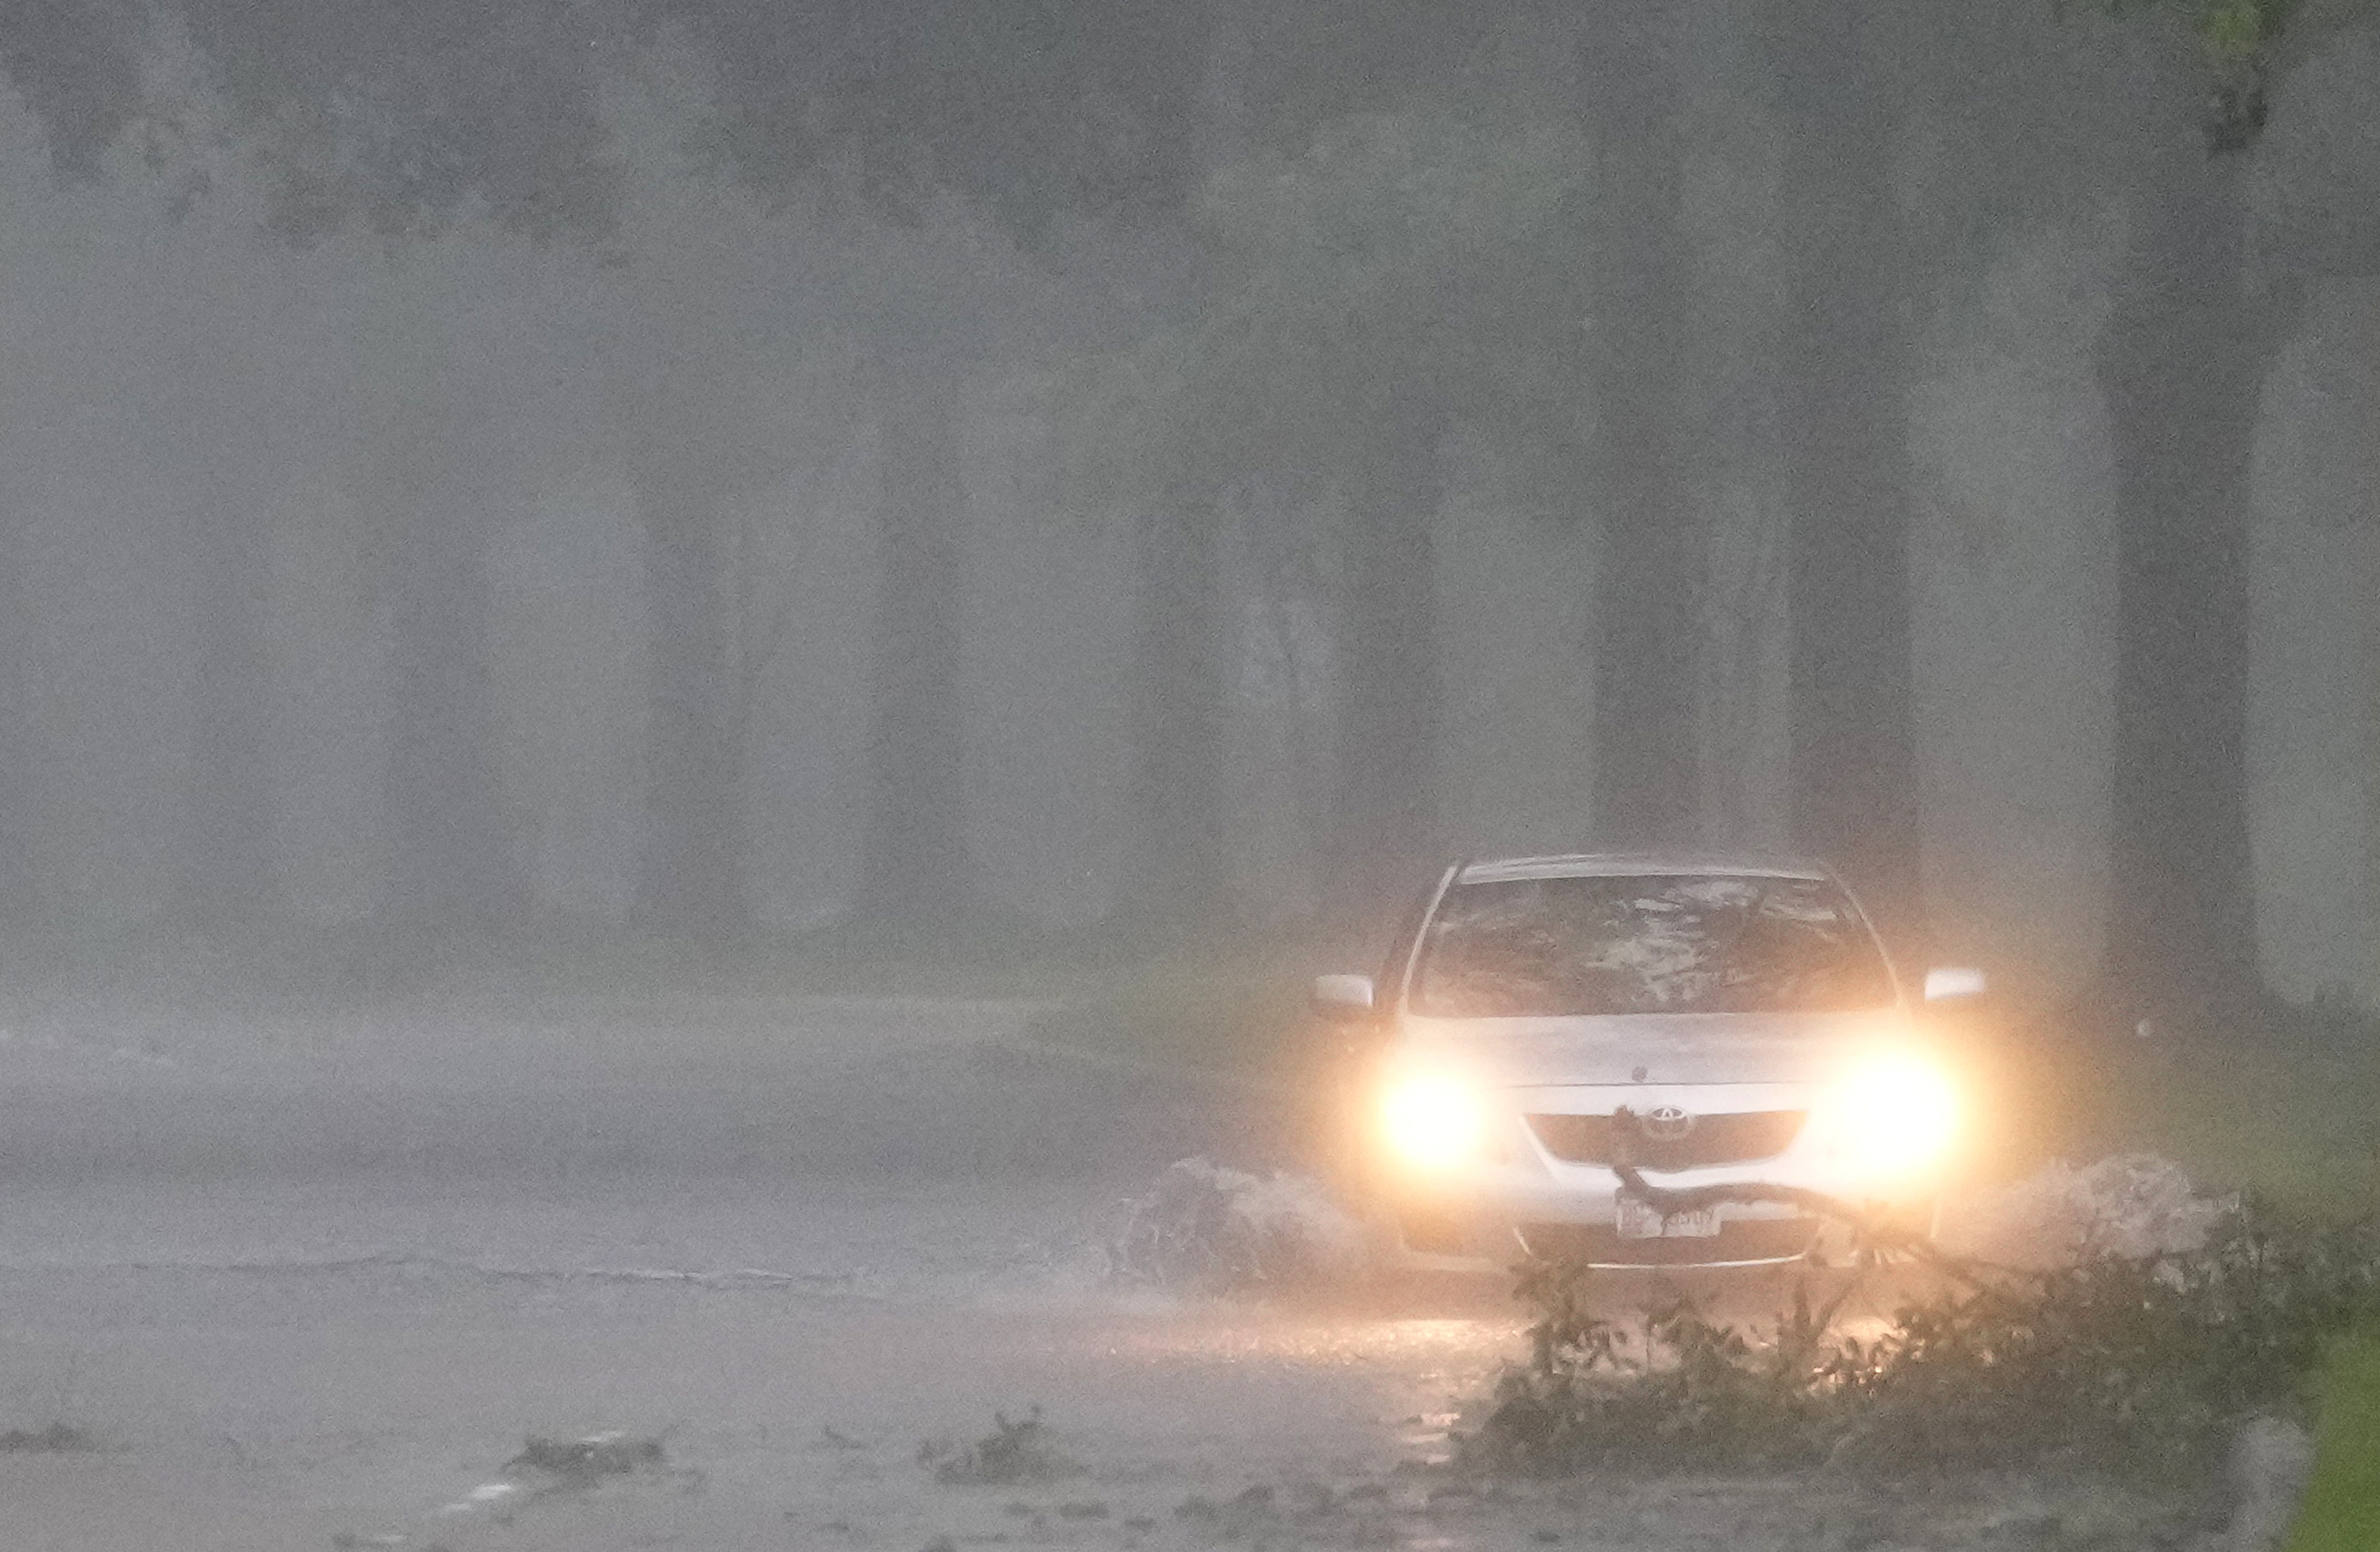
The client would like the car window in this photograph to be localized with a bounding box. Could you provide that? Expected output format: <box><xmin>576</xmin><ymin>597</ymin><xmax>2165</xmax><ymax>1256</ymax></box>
<box><xmin>1409</xmin><ymin>874</ymin><xmax>1894</xmax><ymax>1017</ymax></box>
<box><xmin>1376</xmin><ymin>865</ymin><xmax>1454</xmax><ymax>1004</ymax></box>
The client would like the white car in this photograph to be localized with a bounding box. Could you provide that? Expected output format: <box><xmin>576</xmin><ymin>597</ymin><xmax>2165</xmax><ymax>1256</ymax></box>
<box><xmin>1312</xmin><ymin>853</ymin><xmax>1980</xmax><ymax>1270</ymax></box>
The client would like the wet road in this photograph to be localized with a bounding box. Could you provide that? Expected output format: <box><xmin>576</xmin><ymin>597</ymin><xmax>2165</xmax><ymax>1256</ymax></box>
<box><xmin>0</xmin><ymin>997</ymin><xmax>1529</xmax><ymax>1552</ymax></box>
<box><xmin>0</xmin><ymin>997</ymin><xmax>2184</xmax><ymax>1551</ymax></box>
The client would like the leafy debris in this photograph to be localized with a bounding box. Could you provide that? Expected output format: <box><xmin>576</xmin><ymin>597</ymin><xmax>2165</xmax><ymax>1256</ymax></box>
<box><xmin>502</xmin><ymin>1431</ymin><xmax>666</xmax><ymax>1483</ymax></box>
<box><xmin>0</xmin><ymin>1422</ymin><xmax>98</xmax><ymax>1453</ymax></box>
<box><xmin>924</xmin><ymin>1408</ymin><xmax>1078</xmax><ymax>1485</ymax></box>
<box><xmin>1471</xmin><ymin>1177</ymin><xmax>2380</xmax><ymax>1490</ymax></box>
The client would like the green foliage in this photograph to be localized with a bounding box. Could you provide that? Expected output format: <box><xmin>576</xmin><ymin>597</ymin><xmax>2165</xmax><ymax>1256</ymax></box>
<box><xmin>2089</xmin><ymin>0</ymin><xmax>2358</xmax><ymax>152</ymax></box>
<box><xmin>1472</xmin><ymin>1200</ymin><xmax>2380</xmax><ymax>1485</ymax></box>
<box><xmin>2290</xmin><ymin>1331</ymin><xmax>2380</xmax><ymax>1549</ymax></box>
<box><xmin>1481</xmin><ymin>1260</ymin><xmax>1871</xmax><ymax>1473</ymax></box>
<box><xmin>2033</xmin><ymin>1023</ymin><xmax>2380</xmax><ymax>1224</ymax></box>
<box><xmin>2096</xmin><ymin>0</ymin><xmax>2302</xmax><ymax>58</ymax></box>
<box><xmin>2201</xmin><ymin>0</ymin><xmax>2304</xmax><ymax>58</ymax></box>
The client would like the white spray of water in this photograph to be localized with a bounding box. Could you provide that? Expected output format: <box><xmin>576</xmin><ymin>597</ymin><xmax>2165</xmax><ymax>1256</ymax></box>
<box><xmin>1940</xmin><ymin>1153</ymin><xmax>2231</xmax><ymax>1270</ymax></box>
<box><xmin>1109</xmin><ymin>1158</ymin><xmax>1372</xmax><ymax>1297</ymax></box>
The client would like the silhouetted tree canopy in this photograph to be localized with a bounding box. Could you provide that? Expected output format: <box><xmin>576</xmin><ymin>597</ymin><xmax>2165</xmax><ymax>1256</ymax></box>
<box><xmin>0</xmin><ymin>0</ymin><xmax>1235</xmax><ymax>245</ymax></box>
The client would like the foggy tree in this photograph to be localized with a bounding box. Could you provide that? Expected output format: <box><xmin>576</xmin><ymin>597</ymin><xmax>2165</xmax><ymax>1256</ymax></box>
<box><xmin>1195</xmin><ymin>136</ymin><xmax>1454</xmax><ymax>909</ymax></box>
<box><xmin>584</xmin><ymin>125</ymin><xmax>872</xmax><ymax>937</ymax></box>
<box><xmin>624</xmin><ymin>455</ymin><xmax>750</xmax><ymax>935</ymax></box>
<box><xmin>2082</xmin><ymin>0</ymin><xmax>2376</xmax><ymax>1031</ymax></box>
<box><xmin>344</xmin><ymin>290</ymin><xmax>536</xmax><ymax>937</ymax></box>
<box><xmin>582</xmin><ymin>52</ymin><xmax>1109</xmax><ymax>941</ymax></box>
<box><xmin>1238</xmin><ymin>6</ymin><xmax>1573</xmax><ymax>912</ymax></box>
<box><xmin>181</xmin><ymin>472</ymin><xmax>278</xmax><ymax>931</ymax></box>
<box><xmin>2</xmin><ymin>0</ymin><xmax>1675</xmax><ymax>943</ymax></box>
<box><xmin>674</xmin><ymin>3</ymin><xmax>1229</xmax><ymax>945</ymax></box>
<box><xmin>1580</xmin><ymin>0</ymin><xmax>1704</xmax><ymax>850</ymax></box>
<box><xmin>1103</xmin><ymin>0</ymin><xmax>1253</xmax><ymax>943</ymax></box>
<box><xmin>2</xmin><ymin>79</ymin><xmax>376</xmax><ymax>938</ymax></box>
<box><xmin>2</xmin><ymin>0</ymin><xmax>1210</xmax><ymax>945</ymax></box>
<box><xmin>1761</xmin><ymin>0</ymin><xmax>1926</xmax><ymax>948</ymax></box>
<box><xmin>140</xmin><ymin>223</ymin><xmax>359</xmax><ymax>937</ymax></box>
<box><xmin>1884</xmin><ymin>0</ymin><xmax>2373</xmax><ymax>1021</ymax></box>
<box><xmin>1112</xmin><ymin>472</ymin><xmax>1232</xmax><ymax>935</ymax></box>
<box><xmin>1064</xmin><ymin>334</ymin><xmax>1241</xmax><ymax>935</ymax></box>
<box><xmin>1120</xmin><ymin>108</ymin><xmax>1588</xmax><ymax>909</ymax></box>
<box><xmin>1081</xmin><ymin>6</ymin><xmax>1606</xmax><ymax>931</ymax></box>
<box><xmin>3</xmin><ymin>0</ymin><xmax>2370</xmax><ymax>989</ymax></box>
<box><xmin>614</xmin><ymin>332</ymin><xmax>869</xmax><ymax>938</ymax></box>
<box><xmin>844</xmin><ymin>330</ymin><xmax>975</xmax><ymax>937</ymax></box>
<box><xmin>1333</xmin><ymin>375</ymin><xmax>1450</xmax><ymax>905</ymax></box>
<box><xmin>666</xmin><ymin>0</ymin><xmax>1209</xmax><ymax>944</ymax></box>
<box><xmin>0</xmin><ymin>102</ymin><xmax>140</xmax><ymax>927</ymax></box>
<box><xmin>670</xmin><ymin>0</ymin><xmax>1520</xmax><ymax>941</ymax></box>
<box><xmin>2096</xmin><ymin>67</ymin><xmax>2281</xmax><ymax>1031</ymax></box>
<box><xmin>2</xmin><ymin>0</ymin><xmax>617</xmax><ymax>943</ymax></box>
<box><xmin>0</xmin><ymin>465</ymin><xmax>33</xmax><ymax>922</ymax></box>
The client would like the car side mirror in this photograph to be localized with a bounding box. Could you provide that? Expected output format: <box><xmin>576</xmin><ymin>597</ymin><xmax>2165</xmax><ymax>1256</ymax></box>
<box><xmin>1311</xmin><ymin>974</ymin><xmax>1376</xmax><ymax>1020</ymax></box>
<box><xmin>1922</xmin><ymin>966</ymin><xmax>1988</xmax><ymax>1002</ymax></box>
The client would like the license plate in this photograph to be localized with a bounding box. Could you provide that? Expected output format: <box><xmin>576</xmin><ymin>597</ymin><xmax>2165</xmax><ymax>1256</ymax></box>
<box><xmin>1615</xmin><ymin>1196</ymin><xmax>1722</xmax><ymax>1239</ymax></box>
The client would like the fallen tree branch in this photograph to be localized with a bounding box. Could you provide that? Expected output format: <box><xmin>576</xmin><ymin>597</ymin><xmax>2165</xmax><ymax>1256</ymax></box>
<box><xmin>1606</xmin><ymin>1106</ymin><xmax>2002</xmax><ymax>1289</ymax></box>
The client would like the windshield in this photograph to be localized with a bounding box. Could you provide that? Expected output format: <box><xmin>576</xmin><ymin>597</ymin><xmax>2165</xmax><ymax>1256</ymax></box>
<box><xmin>1409</xmin><ymin>874</ymin><xmax>1894</xmax><ymax>1017</ymax></box>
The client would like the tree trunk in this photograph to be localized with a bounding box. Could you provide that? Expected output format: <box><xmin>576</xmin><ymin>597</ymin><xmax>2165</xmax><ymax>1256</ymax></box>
<box><xmin>380</xmin><ymin>502</ymin><xmax>519</xmax><ymax>937</ymax></box>
<box><xmin>849</xmin><ymin>345</ymin><xmax>975</xmax><ymax>939</ymax></box>
<box><xmin>0</xmin><ymin>504</ymin><xmax>35</xmax><ymax>924</ymax></box>
<box><xmin>1771</xmin><ymin>10</ymin><xmax>1923</xmax><ymax>950</ymax></box>
<box><xmin>1115</xmin><ymin>490</ymin><xmax>1229</xmax><ymax>938</ymax></box>
<box><xmin>1593</xmin><ymin>514</ymin><xmax>1702</xmax><ymax>847</ymax></box>
<box><xmin>633</xmin><ymin>469</ymin><xmax>750</xmax><ymax>936</ymax></box>
<box><xmin>2370</xmin><ymin>587</ymin><xmax>2380</xmax><ymax>1003</ymax></box>
<box><xmin>182</xmin><ymin>482</ymin><xmax>279</xmax><ymax>934</ymax></box>
<box><xmin>2094</xmin><ymin>148</ymin><xmax>2290</xmax><ymax>1034</ymax></box>
<box><xmin>1111</xmin><ymin>0</ymin><xmax>1249</xmax><ymax>941</ymax></box>
<box><xmin>1331</xmin><ymin>384</ymin><xmax>1445</xmax><ymax>916</ymax></box>
<box><xmin>1583</xmin><ymin>0</ymin><xmax>1700</xmax><ymax>850</ymax></box>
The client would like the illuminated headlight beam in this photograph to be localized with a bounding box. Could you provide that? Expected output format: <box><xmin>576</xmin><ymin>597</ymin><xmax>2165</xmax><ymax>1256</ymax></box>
<box><xmin>1378</xmin><ymin>1071</ymin><xmax>1488</xmax><ymax>1170</ymax></box>
<box><xmin>1814</xmin><ymin>1051</ymin><xmax>1960</xmax><ymax>1177</ymax></box>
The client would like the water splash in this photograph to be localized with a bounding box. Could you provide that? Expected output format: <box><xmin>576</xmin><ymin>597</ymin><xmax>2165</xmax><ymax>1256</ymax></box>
<box><xmin>1109</xmin><ymin>1157</ymin><xmax>1373</xmax><ymax>1297</ymax></box>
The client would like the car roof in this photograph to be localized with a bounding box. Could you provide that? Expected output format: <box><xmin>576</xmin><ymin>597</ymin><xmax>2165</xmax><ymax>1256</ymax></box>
<box><xmin>1453</xmin><ymin>851</ymin><xmax>1835</xmax><ymax>884</ymax></box>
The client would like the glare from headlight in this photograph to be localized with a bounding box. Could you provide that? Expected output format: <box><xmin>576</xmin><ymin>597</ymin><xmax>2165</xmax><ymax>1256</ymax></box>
<box><xmin>1818</xmin><ymin>1051</ymin><xmax>1960</xmax><ymax>1176</ymax></box>
<box><xmin>1378</xmin><ymin>1071</ymin><xmax>1488</xmax><ymax>1170</ymax></box>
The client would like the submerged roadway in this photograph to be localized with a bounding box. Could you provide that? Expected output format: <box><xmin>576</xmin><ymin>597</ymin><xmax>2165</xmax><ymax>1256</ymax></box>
<box><xmin>0</xmin><ymin>995</ymin><xmax>2186</xmax><ymax>1550</ymax></box>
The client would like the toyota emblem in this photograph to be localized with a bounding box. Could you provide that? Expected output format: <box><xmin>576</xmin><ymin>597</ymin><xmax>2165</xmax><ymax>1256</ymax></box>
<box><xmin>1641</xmin><ymin>1104</ymin><xmax>1695</xmax><ymax>1141</ymax></box>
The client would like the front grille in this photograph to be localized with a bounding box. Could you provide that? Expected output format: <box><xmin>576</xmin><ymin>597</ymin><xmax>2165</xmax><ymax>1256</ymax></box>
<box><xmin>1526</xmin><ymin>1109</ymin><xmax>1807</xmax><ymax>1171</ymax></box>
<box><xmin>1517</xmin><ymin>1216</ymin><xmax>1818</xmax><ymax>1266</ymax></box>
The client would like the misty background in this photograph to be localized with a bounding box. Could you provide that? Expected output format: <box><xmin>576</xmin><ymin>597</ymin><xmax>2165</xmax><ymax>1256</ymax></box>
<box><xmin>0</xmin><ymin>0</ymin><xmax>2373</xmax><ymax>1031</ymax></box>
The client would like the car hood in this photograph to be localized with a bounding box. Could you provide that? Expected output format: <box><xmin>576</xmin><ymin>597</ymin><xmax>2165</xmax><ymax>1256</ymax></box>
<box><xmin>1392</xmin><ymin>1009</ymin><xmax>1910</xmax><ymax>1089</ymax></box>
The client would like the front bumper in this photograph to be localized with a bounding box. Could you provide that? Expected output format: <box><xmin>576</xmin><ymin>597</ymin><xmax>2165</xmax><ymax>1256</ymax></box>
<box><xmin>1367</xmin><ymin>1083</ymin><xmax>1942</xmax><ymax>1270</ymax></box>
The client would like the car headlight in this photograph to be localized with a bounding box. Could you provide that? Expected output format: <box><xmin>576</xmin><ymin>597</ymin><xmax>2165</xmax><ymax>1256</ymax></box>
<box><xmin>1814</xmin><ymin>1051</ymin><xmax>1960</xmax><ymax>1177</ymax></box>
<box><xmin>1377</xmin><ymin>1070</ymin><xmax>1488</xmax><ymax>1171</ymax></box>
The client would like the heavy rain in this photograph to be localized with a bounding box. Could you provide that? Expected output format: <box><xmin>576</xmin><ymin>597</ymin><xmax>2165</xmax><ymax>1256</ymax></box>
<box><xmin>0</xmin><ymin>2</ymin><xmax>2375</xmax><ymax>1548</ymax></box>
